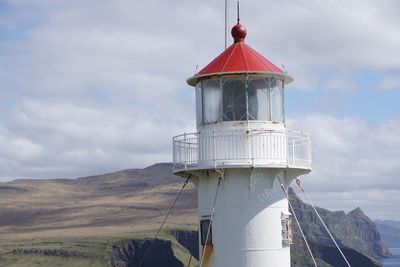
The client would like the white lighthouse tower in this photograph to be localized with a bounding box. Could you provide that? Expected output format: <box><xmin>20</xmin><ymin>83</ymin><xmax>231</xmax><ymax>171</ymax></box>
<box><xmin>172</xmin><ymin>20</ymin><xmax>312</xmax><ymax>267</ymax></box>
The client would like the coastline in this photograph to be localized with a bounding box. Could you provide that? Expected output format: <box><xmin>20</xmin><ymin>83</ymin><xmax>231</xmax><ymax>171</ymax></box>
<box><xmin>382</xmin><ymin>248</ymin><xmax>400</xmax><ymax>267</ymax></box>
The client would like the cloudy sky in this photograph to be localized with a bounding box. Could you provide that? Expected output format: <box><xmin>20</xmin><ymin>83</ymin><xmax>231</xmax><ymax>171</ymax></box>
<box><xmin>0</xmin><ymin>0</ymin><xmax>399</xmax><ymax>221</ymax></box>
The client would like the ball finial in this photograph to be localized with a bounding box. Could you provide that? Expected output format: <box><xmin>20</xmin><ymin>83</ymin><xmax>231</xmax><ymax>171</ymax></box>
<box><xmin>231</xmin><ymin>2</ymin><xmax>246</xmax><ymax>43</ymax></box>
<box><xmin>231</xmin><ymin>23</ymin><xmax>247</xmax><ymax>43</ymax></box>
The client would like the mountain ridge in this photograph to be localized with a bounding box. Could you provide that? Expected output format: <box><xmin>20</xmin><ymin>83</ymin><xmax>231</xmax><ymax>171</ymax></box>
<box><xmin>288</xmin><ymin>188</ymin><xmax>391</xmax><ymax>259</ymax></box>
<box><xmin>0</xmin><ymin>163</ymin><xmax>390</xmax><ymax>266</ymax></box>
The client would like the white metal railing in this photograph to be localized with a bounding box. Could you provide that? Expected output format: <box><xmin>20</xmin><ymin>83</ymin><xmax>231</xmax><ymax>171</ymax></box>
<box><xmin>173</xmin><ymin>130</ymin><xmax>311</xmax><ymax>172</ymax></box>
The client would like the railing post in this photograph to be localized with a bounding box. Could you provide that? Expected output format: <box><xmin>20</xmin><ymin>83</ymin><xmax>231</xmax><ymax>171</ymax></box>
<box><xmin>291</xmin><ymin>138</ymin><xmax>295</xmax><ymax>167</ymax></box>
<box><xmin>251</xmin><ymin>132</ymin><xmax>254</xmax><ymax>166</ymax></box>
<box><xmin>172</xmin><ymin>136</ymin><xmax>175</xmax><ymax>170</ymax></box>
<box><xmin>285</xmin><ymin>131</ymin><xmax>289</xmax><ymax>166</ymax></box>
<box><xmin>213</xmin><ymin>131</ymin><xmax>216</xmax><ymax>168</ymax></box>
<box><xmin>184</xmin><ymin>132</ymin><xmax>187</xmax><ymax>170</ymax></box>
<box><xmin>308</xmin><ymin>133</ymin><xmax>312</xmax><ymax>166</ymax></box>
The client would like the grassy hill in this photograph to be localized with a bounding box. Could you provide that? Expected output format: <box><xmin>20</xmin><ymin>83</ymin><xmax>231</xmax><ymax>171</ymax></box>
<box><xmin>0</xmin><ymin>163</ymin><xmax>197</xmax><ymax>241</ymax></box>
<box><xmin>0</xmin><ymin>163</ymin><xmax>389</xmax><ymax>266</ymax></box>
<box><xmin>0</xmin><ymin>163</ymin><xmax>197</xmax><ymax>266</ymax></box>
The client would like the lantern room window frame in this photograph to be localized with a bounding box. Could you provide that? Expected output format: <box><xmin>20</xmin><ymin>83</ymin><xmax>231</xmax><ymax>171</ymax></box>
<box><xmin>195</xmin><ymin>76</ymin><xmax>285</xmax><ymax>126</ymax></box>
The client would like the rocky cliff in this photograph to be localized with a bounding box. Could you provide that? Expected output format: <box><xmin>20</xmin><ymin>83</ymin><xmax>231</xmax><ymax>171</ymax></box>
<box><xmin>108</xmin><ymin>239</ymin><xmax>184</xmax><ymax>267</ymax></box>
<box><xmin>288</xmin><ymin>188</ymin><xmax>391</xmax><ymax>259</ymax></box>
<box><xmin>169</xmin><ymin>230</ymin><xmax>199</xmax><ymax>260</ymax></box>
<box><xmin>291</xmin><ymin>233</ymin><xmax>383</xmax><ymax>267</ymax></box>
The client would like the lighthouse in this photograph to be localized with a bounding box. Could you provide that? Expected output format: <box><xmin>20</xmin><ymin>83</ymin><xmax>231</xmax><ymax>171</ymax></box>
<box><xmin>172</xmin><ymin>20</ymin><xmax>312</xmax><ymax>267</ymax></box>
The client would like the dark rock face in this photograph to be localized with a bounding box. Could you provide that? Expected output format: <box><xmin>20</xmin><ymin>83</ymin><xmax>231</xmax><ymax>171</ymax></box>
<box><xmin>314</xmin><ymin>245</ymin><xmax>380</xmax><ymax>267</ymax></box>
<box><xmin>12</xmin><ymin>248</ymin><xmax>91</xmax><ymax>258</ymax></box>
<box><xmin>169</xmin><ymin>230</ymin><xmax>199</xmax><ymax>260</ymax></box>
<box><xmin>108</xmin><ymin>239</ymin><xmax>183</xmax><ymax>267</ymax></box>
<box><xmin>288</xmin><ymin>188</ymin><xmax>391</xmax><ymax>259</ymax></box>
<box><xmin>291</xmin><ymin>233</ymin><xmax>383</xmax><ymax>267</ymax></box>
<box><xmin>0</xmin><ymin>186</ymin><xmax>28</xmax><ymax>193</ymax></box>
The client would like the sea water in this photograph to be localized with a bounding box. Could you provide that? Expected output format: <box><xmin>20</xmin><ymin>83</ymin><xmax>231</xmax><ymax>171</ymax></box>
<box><xmin>382</xmin><ymin>248</ymin><xmax>400</xmax><ymax>267</ymax></box>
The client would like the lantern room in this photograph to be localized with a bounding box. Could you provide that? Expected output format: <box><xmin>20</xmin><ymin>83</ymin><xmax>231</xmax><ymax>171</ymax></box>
<box><xmin>173</xmin><ymin>22</ymin><xmax>311</xmax><ymax>173</ymax></box>
<box><xmin>187</xmin><ymin>23</ymin><xmax>293</xmax><ymax>128</ymax></box>
<box><xmin>194</xmin><ymin>76</ymin><xmax>284</xmax><ymax>126</ymax></box>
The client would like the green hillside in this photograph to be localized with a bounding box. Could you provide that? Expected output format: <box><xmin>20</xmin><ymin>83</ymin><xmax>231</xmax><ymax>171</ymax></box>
<box><xmin>0</xmin><ymin>163</ymin><xmax>389</xmax><ymax>266</ymax></box>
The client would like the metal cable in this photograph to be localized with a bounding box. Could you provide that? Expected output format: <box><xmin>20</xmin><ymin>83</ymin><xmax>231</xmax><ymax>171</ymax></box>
<box><xmin>279</xmin><ymin>182</ymin><xmax>318</xmax><ymax>267</ymax></box>
<box><xmin>186</xmin><ymin>227</ymin><xmax>198</xmax><ymax>267</ymax></box>
<box><xmin>224</xmin><ymin>0</ymin><xmax>228</xmax><ymax>49</ymax></box>
<box><xmin>138</xmin><ymin>175</ymin><xmax>191</xmax><ymax>267</ymax></box>
<box><xmin>186</xmin><ymin>253</ymin><xmax>193</xmax><ymax>267</ymax></box>
<box><xmin>295</xmin><ymin>179</ymin><xmax>352</xmax><ymax>267</ymax></box>
<box><xmin>199</xmin><ymin>176</ymin><xmax>222</xmax><ymax>267</ymax></box>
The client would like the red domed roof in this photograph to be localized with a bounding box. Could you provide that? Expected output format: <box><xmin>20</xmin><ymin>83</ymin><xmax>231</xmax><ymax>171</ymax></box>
<box><xmin>187</xmin><ymin>23</ymin><xmax>292</xmax><ymax>86</ymax></box>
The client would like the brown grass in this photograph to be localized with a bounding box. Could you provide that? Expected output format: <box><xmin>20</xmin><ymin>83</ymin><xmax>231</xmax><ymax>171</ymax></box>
<box><xmin>0</xmin><ymin>165</ymin><xmax>198</xmax><ymax>251</ymax></box>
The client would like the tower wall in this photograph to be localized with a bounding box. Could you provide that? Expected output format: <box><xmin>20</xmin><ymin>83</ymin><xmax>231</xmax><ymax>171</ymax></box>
<box><xmin>193</xmin><ymin>168</ymin><xmax>293</xmax><ymax>267</ymax></box>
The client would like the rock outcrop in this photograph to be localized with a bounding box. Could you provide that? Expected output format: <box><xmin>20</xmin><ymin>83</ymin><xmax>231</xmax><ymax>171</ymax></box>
<box><xmin>169</xmin><ymin>230</ymin><xmax>199</xmax><ymax>260</ymax></box>
<box><xmin>12</xmin><ymin>248</ymin><xmax>92</xmax><ymax>258</ymax></box>
<box><xmin>107</xmin><ymin>239</ymin><xmax>183</xmax><ymax>267</ymax></box>
<box><xmin>291</xmin><ymin>233</ymin><xmax>383</xmax><ymax>267</ymax></box>
<box><xmin>288</xmin><ymin>188</ymin><xmax>391</xmax><ymax>259</ymax></box>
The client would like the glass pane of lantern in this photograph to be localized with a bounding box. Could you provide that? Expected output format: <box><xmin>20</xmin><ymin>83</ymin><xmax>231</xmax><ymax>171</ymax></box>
<box><xmin>195</xmin><ymin>83</ymin><xmax>202</xmax><ymax>126</ymax></box>
<box><xmin>247</xmin><ymin>84</ymin><xmax>258</xmax><ymax>120</ymax></box>
<box><xmin>271</xmin><ymin>78</ymin><xmax>284</xmax><ymax>122</ymax></box>
<box><xmin>248</xmin><ymin>77</ymin><xmax>270</xmax><ymax>121</ymax></box>
<box><xmin>222</xmin><ymin>78</ymin><xmax>247</xmax><ymax>121</ymax></box>
<box><xmin>202</xmin><ymin>79</ymin><xmax>222</xmax><ymax>124</ymax></box>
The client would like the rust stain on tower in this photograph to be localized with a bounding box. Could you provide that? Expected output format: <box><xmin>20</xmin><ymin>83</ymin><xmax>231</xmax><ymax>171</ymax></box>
<box><xmin>201</xmin><ymin>244</ymin><xmax>214</xmax><ymax>266</ymax></box>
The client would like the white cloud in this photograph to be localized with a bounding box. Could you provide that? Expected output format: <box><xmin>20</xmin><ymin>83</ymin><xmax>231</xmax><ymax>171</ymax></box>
<box><xmin>244</xmin><ymin>0</ymin><xmax>400</xmax><ymax>90</ymax></box>
<box><xmin>0</xmin><ymin>99</ymin><xmax>192</xmax><ymax>180</ymax></box>
<box><xmin>292</xmin><ymin>188</ymin><xmax>400</xmax><ymax>221</ymax></box>
<box><xmin>0</xmin><ymin>0</ymin><xmax>399</xmax><ymax>221</ymax></box>
<box><xmin>288</xmin><ymin>114</ymin><xmax>400</xmax><ymax>220</ymax></box>
<box><xmin>377</xmin><ymin>72</ymin><xmax>400</xmax><ymax>91</ymax></box>
<box><xmin>0</xmin><ymin>125</ymin><xmax>42</xmax><ymax>160</ymax></box>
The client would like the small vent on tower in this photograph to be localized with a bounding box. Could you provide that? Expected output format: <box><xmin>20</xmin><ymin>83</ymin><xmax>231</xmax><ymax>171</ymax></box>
<box><xmin>281</xmin><ymin>212</ymin><xmax>293</xmax><ymax>245</ymax></box>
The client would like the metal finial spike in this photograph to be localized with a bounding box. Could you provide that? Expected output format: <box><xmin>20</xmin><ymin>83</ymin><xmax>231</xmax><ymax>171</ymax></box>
<box><xmin>282</xmin><ymin>64</ymin><xmax>288</xmax><ymax>74</ymax></box>
<box><xmin>237</xmin><ymin>1</ymin><xmax>240</xmax><ymax>23</ymax></box>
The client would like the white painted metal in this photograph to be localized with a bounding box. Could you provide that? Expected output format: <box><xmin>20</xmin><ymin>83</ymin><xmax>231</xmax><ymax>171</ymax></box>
<box><xmin>173</xmin><ymin>120</ymin><xmax>311</xmax><ymax>267</ymax></box>
<box><xmin>186</xmin><ymin>71</ymin><xmax>293</xmax><ymax>86</ymax></box>
<box><xmin>191</xmin><ymin>168</ymin><xmax>302</xmax><ymax>267</ymax></box>
<box><xmin>172</xmin><ymin>128</ymin><xmax>311</xmax><ymax>173</ymax></box>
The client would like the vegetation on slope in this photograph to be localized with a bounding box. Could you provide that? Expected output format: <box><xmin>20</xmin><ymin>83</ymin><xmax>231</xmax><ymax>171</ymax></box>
<box><xmin>0</xmin><ymin>163</ymin><xmax>391</xmax><ymax>266</ymax></box>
